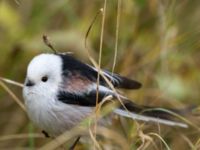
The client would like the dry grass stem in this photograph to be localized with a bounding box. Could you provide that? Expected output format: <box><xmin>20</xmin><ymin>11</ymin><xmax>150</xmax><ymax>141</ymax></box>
<box><xmin>0</xmin><ymin>133</ymin><xmax>44</xmax><ymax>141</ymax></box>
<box><xmin>112</xmin><ymin>0</ymin><xmax>121</xmax><ymax>74</ymax></box>
<box><xmin>0</xmin><ymin>81</ymin><xmax>26</xmax><ymax>111</ymax></box>
<box><xmin>0</xmin><ymin>77</ymin><xmax>24</xmax><ymax>88</ymax></box>
<box><xmin>148</xmin><ymin>132</ymin><xmax>171</xmax><ymax>150</ymax></box>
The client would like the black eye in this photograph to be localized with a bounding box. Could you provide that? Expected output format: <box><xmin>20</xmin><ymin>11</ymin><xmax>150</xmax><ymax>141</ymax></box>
<box><xmin>41</xmin><ymin>76</ymin><xmax>48</xmax><ymax>82</ymax></box>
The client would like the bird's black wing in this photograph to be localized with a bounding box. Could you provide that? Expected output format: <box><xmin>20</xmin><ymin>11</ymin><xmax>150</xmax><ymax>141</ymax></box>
<box><xmin>58</xmin><ymin>53</ymin><xmax>177</xmax><ymax>119</ymax></box>
<box><xmin>57</xmin><ymin>54</ymin><xmax>188</xmax><ymax>128</ymax></box>
<box><xmin>57</xmin><ymin>88</ymin><xmax>114</xmax><ymax>106</ymax></box>
<box><xmin>58</xmin><ymin>53</ymin><xmax>142</xmax><ymax>90</ymax></box>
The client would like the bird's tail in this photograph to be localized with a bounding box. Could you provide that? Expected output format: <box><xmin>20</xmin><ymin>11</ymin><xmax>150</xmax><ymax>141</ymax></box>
<box><xmin>114</xmin><ymin>100</ymin><xmax>192</xmax><ymax>128</ymax></box>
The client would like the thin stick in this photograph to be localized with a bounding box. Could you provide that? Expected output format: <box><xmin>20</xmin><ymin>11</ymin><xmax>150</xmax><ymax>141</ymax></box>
<box><xmin>89</xmin><ymin>127</ymin><xmax>102</xmax><ymax>150</ymax></box>
<box><xmin>43</xmin><ymin>35</ymin><xmax>58</xmax><ymax>54</ymax></box>
<box><xmin>96</xmin><ymin>1</ymin><xmax>107</xmax><ymax>113</ymax></box>
<box><xmin>83</xmin><ymin>8</ymin><xmax>105</xmax><ymax>149</ymax></box>
<box><xmin>0</xmin><ymin>77</ymin><xmax>24</xmax><ymax>88</ymax></box>
<box><xmin>0</xmin><ymin>81</ymin><xmax>26</xmax><ymax>111</ymax></box>
<box><xmin>69</xmin><ymin>136</ymin><xmax>81</xmax><ymax>150</ymax></box>
<box><xmin>0</xmin><ymin>133</ymin><xmax>43</xmax><ymax>141</ymax></box>
<box><xmin>112</xmin><ymin>0</ymin><xmax>121</xmax><ymax>74</ymax></box>
<box><xmin>94</xmin><ymin>1</ymin><xmax>107</xmax><ymax>149</ymax></box>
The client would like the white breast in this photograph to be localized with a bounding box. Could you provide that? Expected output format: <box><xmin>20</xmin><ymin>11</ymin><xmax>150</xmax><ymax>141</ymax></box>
<box><xmin>24</xmin><ymin>92</ymin><xmax>93</xmax><ymax>136</ymax></box>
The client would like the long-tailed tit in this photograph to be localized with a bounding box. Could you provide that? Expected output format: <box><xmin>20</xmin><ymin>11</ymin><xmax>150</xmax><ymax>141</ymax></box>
<box><xmin>23</xmin><ymin>53</ymin><xmax>188</xmax><ymax>137</ymax></box>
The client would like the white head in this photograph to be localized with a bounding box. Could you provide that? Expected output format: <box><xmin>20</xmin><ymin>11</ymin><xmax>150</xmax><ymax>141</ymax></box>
<box><xmin>23</xmin><ymin>54</ymin><xmax>63</xmax><ymax>103</ymax></box>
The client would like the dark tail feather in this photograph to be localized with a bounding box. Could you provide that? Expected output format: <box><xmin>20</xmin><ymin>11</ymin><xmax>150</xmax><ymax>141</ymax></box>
<box><xmin>115</xmin><ymin>100</ymin><xmax>192</xmax><ymax>128</ymax></box>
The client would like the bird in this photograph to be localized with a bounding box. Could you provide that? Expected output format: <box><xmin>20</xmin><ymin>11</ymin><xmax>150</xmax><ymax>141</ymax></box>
<box><xmin>23</xmin><ymin>53</ymin><xmax>188</xmax><ymax>138</ymax></box>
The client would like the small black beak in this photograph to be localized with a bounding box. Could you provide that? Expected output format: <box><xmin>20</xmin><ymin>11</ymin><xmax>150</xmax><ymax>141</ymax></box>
<box><xmin>26</xmin><ymin>80</ymin><xmax>35</xmax><ymax>87</ymax></box>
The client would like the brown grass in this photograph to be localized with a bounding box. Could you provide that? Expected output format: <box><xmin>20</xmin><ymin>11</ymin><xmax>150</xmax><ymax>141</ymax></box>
<box><xmin>0</xmin><ymin>0</ymin><xmax>200</xmax><ymax>149</ymax></box>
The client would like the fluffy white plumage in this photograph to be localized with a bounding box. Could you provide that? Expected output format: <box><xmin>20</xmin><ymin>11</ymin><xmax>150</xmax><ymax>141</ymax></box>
<box><xmin>23</xmin><ymin>54</ymin><xmax>92</xmax><ymax>136</ymax></box>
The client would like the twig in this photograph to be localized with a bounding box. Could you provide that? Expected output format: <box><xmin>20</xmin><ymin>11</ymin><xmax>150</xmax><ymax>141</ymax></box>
<box><xmin>0</xmin><ymin>77</ymin><xmax>24</xmax><ymax>88</ymax></box>
<box><xmin>94</xmin><ymin>1</ymin><xmax>107</xmax><ymax>148</ymax></box>
<box><xmin>43</xmin><ymin>35</ymin><xmax>58</xmax><ymax>54</ymax></box>
<box><xmin>0</xmin><ymin>133</ymin><xmax>43</xmax><ymax>141</ymax></box>
<box><xmin>69</xmin><ymin>136</ymin><xmax>81</xmax><ymax>150</ymax></box>
<box><xmin>0</xmin><ymin>81</ymin><xmax>26</xmax><ymax>111</ymax></box>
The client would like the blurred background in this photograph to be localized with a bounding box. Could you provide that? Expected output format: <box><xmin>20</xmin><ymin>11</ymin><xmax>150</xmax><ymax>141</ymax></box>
<box><xmin>0</xmin><ymin>0</ymin><xmax>200</xmax><ymax>149</ymax></box>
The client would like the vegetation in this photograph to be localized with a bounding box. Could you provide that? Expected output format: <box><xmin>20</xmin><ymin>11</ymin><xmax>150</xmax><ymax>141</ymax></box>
<box><xmin>0</xmin><ymin>0</ymin><xmax>200</xmax><ymax>149</ymax></box>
